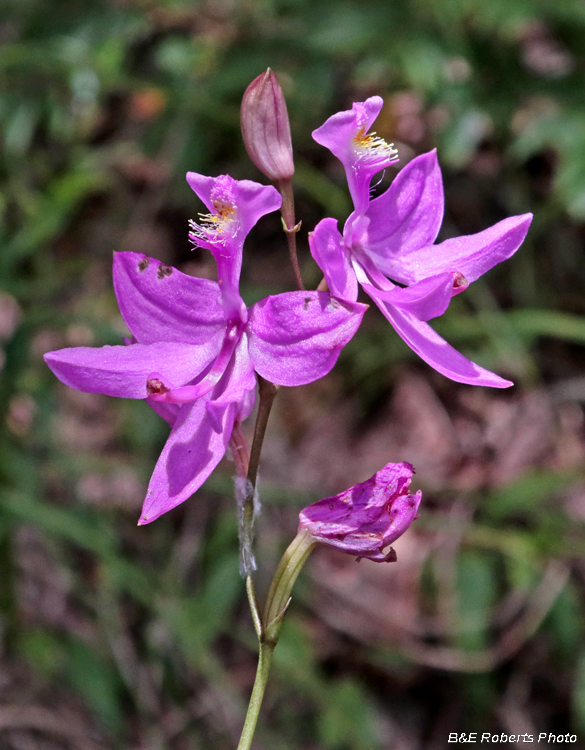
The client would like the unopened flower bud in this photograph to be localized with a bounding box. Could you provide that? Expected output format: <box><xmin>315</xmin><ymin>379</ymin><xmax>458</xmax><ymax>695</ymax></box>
<box><xmin>298</xmin><ymin>462</ymin><xmax>421</xmax><ymax>562</ymax></box>
<box><xmin>241</xmin><ymin>68</ymin><xmax>294</xmax><ymax>181</ymax></box>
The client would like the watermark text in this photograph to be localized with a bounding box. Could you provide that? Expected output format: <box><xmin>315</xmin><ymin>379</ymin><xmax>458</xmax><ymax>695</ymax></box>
<box><xmin>447</xmin><ymin>733</ymin><xmax>577</xmax><ymax>744</ymax></box>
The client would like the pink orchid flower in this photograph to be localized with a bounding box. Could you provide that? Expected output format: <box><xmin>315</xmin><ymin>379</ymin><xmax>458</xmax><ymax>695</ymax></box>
<box><xmin>298</xmin><ymin>462</ymin><xmax>421</xmax><ymax>562</ymax></box>
<box><xmin>45</xmin><ymin>174</ymin><xmax>367</xmax><ymax>524</ymax></box>
<box><xmin>309</xmin><ymin>96</ymin><xmax>533</xmax><ymax>388</ymax></box>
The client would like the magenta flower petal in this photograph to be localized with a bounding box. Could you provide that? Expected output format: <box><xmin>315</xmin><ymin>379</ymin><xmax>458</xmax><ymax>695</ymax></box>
<box><xmin>396</xmin><ymin>213</ymin><xmax>533</xmax><ymax>285</ymax></box>
<box><xmin>147</xmin><ymin>399</ymin><xmax>181</xmax><ymax>426</ymax></box>
<box><xmin>308</xmin><ymin>218</ymin><xmax>358</xmax><ymax>301</ymax></box>
<box><xmin>113</xmin><ymin>252</ymin><xmax>225</xmax><ymax>348</ymax></box>
<box><xmin>44</xmin><ymin>342</ymin><xmax>213</xmax><ymax>399</ymax></box>
<box><xmin>363</xmin><ymin>150</ymin><xmax>444</xmax><ymax>278</ymax></box>
<box><xmin>312</xmin><ymin>96</ymin><xmax>398</xmax><ymax>213</ymax></box>
<box><xmin>234</xmin><ymin>388</ymin><xmax>256</xmax><ymax>423</ymax></box>
<box><xmin>371</xmin><ymin>296</ymin><xmax>513</xmax><ymax>387</ymax></box>
<box><xmin>139</xmin><ymin>397</ymin><xmax>235</xmax><ymax>525</ymax></box>
<box><xmin>361</xmin><ymin>271</ymin><xmax>455</xmax><ymax>322</ymax></box>
<box><xmin>139</xmin><ymin>335</ymin><xmax>257</xmax><ymax>524</ymax></box>
<box><xmin>298</xmin><ymin>462</ymin><xmax>421</xmax><ymax>562</ymax></box>
<box><xmin>148</xmin><ymin>320</ymin><xmax>244</xmax><ymax>405</ymax></box>
<box><xmin>247</xmin><ymin>291</ymin><xmax>367</xmax><ymax>386</ymax></box>
<box><xmin>205</xmin><ymin>333</ymin><xmax>257</xmax><ymax>432</ymax></box>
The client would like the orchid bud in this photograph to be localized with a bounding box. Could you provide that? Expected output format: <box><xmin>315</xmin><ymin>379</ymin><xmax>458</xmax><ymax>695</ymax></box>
<box><xmin>298</xmin><ymin>462</ymin><xmax>421</xmax><ymax>562</ymax></box>
<box><xmin>241</xmin><ymin>68</ymin><xmax>294</xmax><ymax>181</ymax></box>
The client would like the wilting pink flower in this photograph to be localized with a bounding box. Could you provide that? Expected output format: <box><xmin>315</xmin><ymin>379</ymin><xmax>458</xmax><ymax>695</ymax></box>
<box><xmin>45</xmin><ymin>174</ymin><xmax>367</xmax><ymax>524</ymax></box>
<box><xmin>241</xmin><ymin>68</ymin><xmax>294</xmax><ymax>181</ymax></box>
<box><xmin>298</xmin><ymin>462</ymin><xmax>421</xmax><ymax>562</ymax></box>
<box><xmin>310</xmin><ymin>96</ymin><xmax>533</xmax><ymax>388</ymax></box>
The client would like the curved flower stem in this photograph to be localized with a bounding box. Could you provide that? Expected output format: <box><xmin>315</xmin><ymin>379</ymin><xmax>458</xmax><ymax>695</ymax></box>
<box><xmin>237</xmin><ymin>529</ymin><xmax>316</xmax><ymax>750</ymax></box>
<box><xmin>277</xmin><ymin>177</ymin><xmax>304</xmax><ymax>291</ymax></box>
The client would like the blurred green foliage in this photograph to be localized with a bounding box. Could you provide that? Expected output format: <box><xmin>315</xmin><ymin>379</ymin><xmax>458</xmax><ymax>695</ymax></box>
<box><xmin>2</xmin><ymin>0</ymin><xmax>585</xmax><ymax>747</ymax></box>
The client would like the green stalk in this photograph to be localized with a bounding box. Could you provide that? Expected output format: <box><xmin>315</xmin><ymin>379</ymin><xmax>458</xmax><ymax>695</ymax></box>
<box><xmin>236</xmin><ymin>529</ymin><xmax>316</xmax><ymax>750</ymax></box>
<box><xmin>236</xmin><ymin>641</ymin><xmax>275</xmax><ymax>750</ymax></box>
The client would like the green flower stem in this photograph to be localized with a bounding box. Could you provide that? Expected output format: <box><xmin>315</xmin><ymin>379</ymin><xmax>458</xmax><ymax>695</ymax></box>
<box><xmin>236</xmin><ymin>640</ymin><xmax>275</xmax><ymax>750</ymax></box>
<box><xmin>236</xmin><ymin>529</ymin><xmax>316</xmax><ymax>750</ymax></box>
<box><xmin>277</xmin><ymin>177</ymin><xmax>304</xmax><ymax>291</ymax></box>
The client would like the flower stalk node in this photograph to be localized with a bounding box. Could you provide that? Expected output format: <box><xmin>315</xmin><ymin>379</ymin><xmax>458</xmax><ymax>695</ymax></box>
<box><xmin>281</xmin><ymin>217</ymin><xmax>302</xmax><ymax>234</ymax></box>
<box><xmin>263</xmin><ymin>596</ymin><xmax>292</xmax><ymax>644</ymax></box>
<box><xmin>277</xmin><ymin>177</ymin><xmax>305</xmax><ymax>289</ymax></box>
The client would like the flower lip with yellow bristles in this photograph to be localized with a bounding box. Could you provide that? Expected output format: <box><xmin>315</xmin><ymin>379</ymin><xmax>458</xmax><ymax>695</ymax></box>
<box><xmin>188</xmin><ymin>174</ymin><xmax>240</xmax><ymax>250</ymax></box>
<box><xmin>187</xmin><ymin>172</ymin><xmax>280</xmax><ymax>321</ymax></box>
<box><xmin>353</xmin><ymin>126</ymin><xmax>398</xmax><ymax>163</ymax></box>
<box><xmin>312</xmin><ymin>96</ymin><xmax>398</xmax><ymax>214</ymax></box>
<box><xmin>189</xmin><ymin>202</ymin><xmax>237</xmax><ymax>246</ymax></box>
<box><xmin>351</xmin><ymin>102</ymin><xmax>399</xmax><ymax>171</ymax></box>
